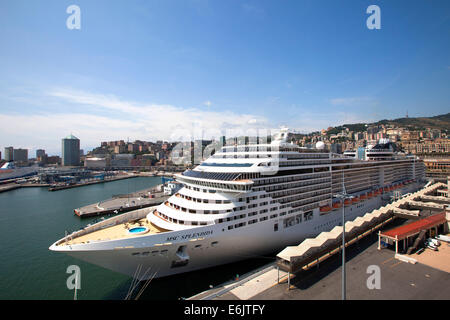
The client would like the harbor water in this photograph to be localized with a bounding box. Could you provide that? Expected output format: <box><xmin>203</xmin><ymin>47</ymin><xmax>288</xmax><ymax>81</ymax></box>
<box><xmin>0</xmin><ymin>176</ymin><xmax>270</xmax><ymax>300</ymax></box>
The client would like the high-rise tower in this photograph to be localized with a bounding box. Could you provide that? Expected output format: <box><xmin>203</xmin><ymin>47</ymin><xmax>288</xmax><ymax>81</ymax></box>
<box><xmin>62</xmin><ymin>134</ymin><xmax>80</xmax><ymax>166</ymax></box>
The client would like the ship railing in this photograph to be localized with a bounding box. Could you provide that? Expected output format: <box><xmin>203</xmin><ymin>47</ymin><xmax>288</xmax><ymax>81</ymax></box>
<box><xmin>58</xmin><ymin>207</ymin><xmax>155</xmax><ymax>245</ymax></box>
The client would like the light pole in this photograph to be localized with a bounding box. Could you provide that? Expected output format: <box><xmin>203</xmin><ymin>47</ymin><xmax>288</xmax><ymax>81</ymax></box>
<box><xmin>334</xmin><ymin>171</ymin><xmax>348</xmax><ymax>300</ymax></box>
<box><xmin>334</xmin><ymin>192</ymin><xmax>347</xmax><ymax>300</ymax></box>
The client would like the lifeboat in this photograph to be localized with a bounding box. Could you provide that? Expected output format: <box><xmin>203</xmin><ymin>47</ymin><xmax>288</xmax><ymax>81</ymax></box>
<box><xmin>352</xmin><ymin>196</ymin><xmax>359</xmax><ymax>203</ymax></box>
<box><xmin>332</xmin><ymin>201</ymin><xmax>342</xmax><ymax>209</ymax></box>
<box><xmin>360</xmin><ymin>193</ymin><xmax>367</xmax><ymax>200</ymax></box>
<box><xmin>344</xmin><ymin>198</ymin><xmax>352</xmax><ymax>206</ymax></box>
<box><xmin>389</xmin><ymin>186</ymin><xmax>394</xmax><ymax>191</ymax></box>
<box><xmin>367</xmin><ymin>192</ymin><xmax>373</xmax><ymax>198</ymax></box>
<box><xmin>383</xmin><ymin>187</ymin><xmax>389</xmax><ymax>192</ymax></box>
<box><xmin>320</xmin><ymin>205</ymin><xmax>332</xmax><ymax>213</ymax></box>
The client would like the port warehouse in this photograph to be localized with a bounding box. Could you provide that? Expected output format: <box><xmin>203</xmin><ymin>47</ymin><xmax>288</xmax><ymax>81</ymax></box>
<box><xmin>276</xmin><ymin>181</ymin><xmax>449</xmax><ymax>277</ymax></box>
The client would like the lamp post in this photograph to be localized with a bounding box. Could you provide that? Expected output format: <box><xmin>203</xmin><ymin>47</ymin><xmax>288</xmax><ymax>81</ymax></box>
<box><xmin>334</xmin><ymin>192</ymin><xmax>348</xmax><ymax>300</ymax></box>
<box><xmin>334</xmin><ymin>170</ymin><xmax>348</xmax><ymax>300</ymax></box>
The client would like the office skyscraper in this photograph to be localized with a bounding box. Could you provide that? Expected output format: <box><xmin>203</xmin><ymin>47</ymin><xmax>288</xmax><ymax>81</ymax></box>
<box><xmin>62</xmin><ymin>134</ymin><xmax>80</xmax><ymax>166</ymax></box>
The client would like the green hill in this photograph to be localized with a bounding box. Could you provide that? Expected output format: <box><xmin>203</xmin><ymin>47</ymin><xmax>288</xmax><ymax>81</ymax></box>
<box><xmin>339</xmin><ymin>113</ymin><xmax>450</xmax><ymax>133</ymax></box>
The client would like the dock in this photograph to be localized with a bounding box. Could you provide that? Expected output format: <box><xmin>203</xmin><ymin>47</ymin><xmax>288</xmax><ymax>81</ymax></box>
<box><xmin>0</xmin><ymin>182</ymin><xmax>50</xmax><ymax>193</ymax></box>
<box><xmin>188</xmin><ymin>181</ymin><xmax>450</xmax><ymax>300</ymax></box>
<box><xmin>74</xmin><ymin>184</ymin><xmax>170</xmax><ymax>218</ymax></box>
<box><xmin>48</xmin><ymin>174</ymin><xmax>137</xmax><ymax>191</ymax></box>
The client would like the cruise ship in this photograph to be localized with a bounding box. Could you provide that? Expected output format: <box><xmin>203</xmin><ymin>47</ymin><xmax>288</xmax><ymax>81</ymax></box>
<box><xmin>49</xmin><ymin>128</ymin><xmax>426</xmax><ymax>280</ymax></box>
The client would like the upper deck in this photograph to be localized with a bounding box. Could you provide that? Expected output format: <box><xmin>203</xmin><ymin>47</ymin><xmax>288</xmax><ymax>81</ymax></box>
<box><xmin>52</xmin><ymin>207</ymin><xmax>169</xmax><ymax>247</ymax></box>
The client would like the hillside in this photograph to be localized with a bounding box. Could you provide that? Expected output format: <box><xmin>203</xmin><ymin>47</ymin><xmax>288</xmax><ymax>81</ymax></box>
<box><xmin>339</xmin><ymin>113</ymin><xmax>450</xmax><ymax>133</ymax></box>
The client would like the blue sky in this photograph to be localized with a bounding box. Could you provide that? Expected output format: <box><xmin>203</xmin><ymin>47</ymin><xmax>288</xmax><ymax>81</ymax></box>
<box><xmin>0</xmin><ymin>0</ymin><xmax>449</xmax><ymax>155</ymax></box>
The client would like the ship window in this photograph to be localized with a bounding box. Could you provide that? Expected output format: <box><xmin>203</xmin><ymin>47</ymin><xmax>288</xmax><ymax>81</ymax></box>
<box><xmin>211</xmin><ymin>241</ymin><xmax>219</xmax><ymax>247</ymax></box>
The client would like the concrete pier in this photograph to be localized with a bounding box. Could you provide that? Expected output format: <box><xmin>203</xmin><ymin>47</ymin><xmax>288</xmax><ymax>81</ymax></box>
<box><xmin>74</xmin><ymin>185</ymin><xmax>170</xmax><ymax>218</ymax></box>
<box><xmin>48</xmin><ymin>174</ymin><xmax>137</xmax><ymax>191</ymax></box>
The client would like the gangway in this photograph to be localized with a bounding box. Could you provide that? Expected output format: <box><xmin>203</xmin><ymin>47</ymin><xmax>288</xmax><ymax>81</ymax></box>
<box><xmin>407</xmin><ymin>200</ymin><xmax>445</xmax><ymax>210</ymax></box>
<box><xmin>417</xmin><ymin>195</ymin><xmax>450</xmax><ymax>204</ymax></box>
<box><xmin>393</xmin><ymin>207</ymin><xmax>420</xmax><ymax>219</ymax></box>
<box><xmin>277</xmin><ymin>208</ymin><xmax>394</xmax><ymax>275</ymax></box>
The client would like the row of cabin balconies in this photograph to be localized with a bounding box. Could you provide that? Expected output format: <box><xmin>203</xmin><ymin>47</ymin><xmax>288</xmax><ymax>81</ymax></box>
<box><xmin>279</xmin><ymin>160</ymin><xmax>332</xmax><ymax>167</ymax></box>
<box><xmin>273</xmin><ymin>187</ymin><xmax>331</xmax><ymax>204</ymax></box>
<box><xmin>286</xmin><ymin>194</ymin><xmax>330</xmax><ymax>209</ymax></box>
<box><xmin>255</xmin><ymin>177</ymin><xmax>331</xmax><ymax>193</ymax></box>
<box><xmin>268</xmin><ymin>182</ymin><xmax>332</xmax><ymax>200</ymax></box>
<box><xmin>174</xmin><ymin>192</ymin><xmax>233</xmax><ymax>204</ymax></box>
<box><xmin>253</xmin><ymin>172</ymin><xmax>331</xmax><ymax>187</ymax></box>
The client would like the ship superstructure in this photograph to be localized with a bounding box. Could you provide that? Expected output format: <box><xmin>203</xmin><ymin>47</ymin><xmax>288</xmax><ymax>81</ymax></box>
<box><xmin>50</xmin><ymin>128</ymin><xmax>426</xmax><ymax>279</ymax></box>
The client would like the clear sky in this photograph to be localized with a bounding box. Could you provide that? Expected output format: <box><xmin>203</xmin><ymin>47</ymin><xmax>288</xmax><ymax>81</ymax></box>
<box><xmin>0</xmin><ymin>0</ymin><xmax>449</xmax><ymax>156</ymax></box>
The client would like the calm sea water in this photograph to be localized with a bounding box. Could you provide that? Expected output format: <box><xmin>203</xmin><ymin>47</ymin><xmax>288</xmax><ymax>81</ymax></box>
<box><xmin>0</xmin><ymin>176</ymin><xmax>270</xmax><ymax>300</ymax></box>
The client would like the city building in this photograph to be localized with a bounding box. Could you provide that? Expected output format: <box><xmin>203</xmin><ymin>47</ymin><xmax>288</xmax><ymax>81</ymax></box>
<box><xmin>4</xmin><ymin>147</ymin><xmax>13</xmax><ymax>161</ymax></box>
<box><xmin>423</xmin><ymin>158</ymin><xmax>450</xmax><ymax>181</ymax></box>
<box><xmin>62</xmin><ymin>134</ymin><xmax>80</xmax><ymax>166</ymax></box>
<box><xmin>36</xmin><ymin>149</ymin><xmax>46</xmax><ymax>159</ymax></box>
<box><xmin>13</xmin><ymin>148</ymin><xmax>28</xmax><ymax>162</ymax></box>
<box><xmin>84</xmin><ymin>155</ymin><xmax>110</xmax><ymax>168</ymax></box>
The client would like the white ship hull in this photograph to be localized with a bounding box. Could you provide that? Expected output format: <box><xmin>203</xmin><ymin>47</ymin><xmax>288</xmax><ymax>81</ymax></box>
<box><xmin>51</xmin><ymin>183</ymin><xmax>421</xmax><ymax>280</ymax></box>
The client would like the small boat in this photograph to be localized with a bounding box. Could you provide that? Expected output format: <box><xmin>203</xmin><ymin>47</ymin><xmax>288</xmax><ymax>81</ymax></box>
<box><xmin>332</xmin><ymin>202</ymin><xmax>342</xmax><ymax>209</ymax></box>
